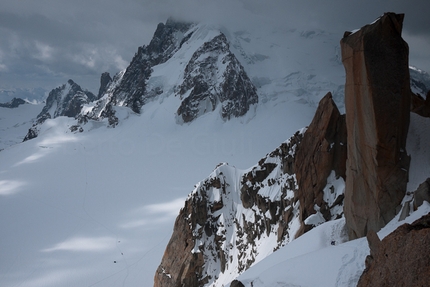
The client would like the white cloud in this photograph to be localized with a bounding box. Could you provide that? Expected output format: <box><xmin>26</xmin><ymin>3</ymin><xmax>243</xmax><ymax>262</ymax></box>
<box><xmin>120</xmin><ymin>197</ymin><xmax>185</xmax><ymax>229</ymax></box>
<box><xmin>0</xmin><ymin>180</ymin><xmax>25</xmax><ymax>196</ymax></box>
<box><xmin>42</xmin><ymin>236</ymin><xmax>116</xmax><ymax>252</ymax></box>
<box><xmin>146</xmin><ymin>197</ymin><xmax>186</xmax><ymax>216</ymax></box>
<box><xmin>34</xmin><ymin>41</ymin><xmax>54</xmax><ymax>61</ymax></box>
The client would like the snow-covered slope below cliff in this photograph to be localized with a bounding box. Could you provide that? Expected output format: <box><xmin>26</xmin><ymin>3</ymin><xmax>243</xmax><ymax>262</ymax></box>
<box><xmin>0</xmin><ymin>90</ymin><xmax>315</xmax><ymax>287</ymax></box>
<box><xmin>225</xmin><ymin>111</ymin><xmax>430</xmax><ymax>287</ymax></box>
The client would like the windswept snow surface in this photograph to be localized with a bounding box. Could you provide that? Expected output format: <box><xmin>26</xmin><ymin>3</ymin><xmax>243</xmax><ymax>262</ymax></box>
<box><xmin>0</xmin><ymin>103</ymin><xmax>41</xmax><ymax>150</ymax></box>
<box><xmin>0</xmin><ymin>89</ymin><xmax>314</xmax><ymax>286</ymax></box>
<box><xmin>229</xmin><ymin>202</ymin><xmax>430</xmax><ymax>287</ymax></box>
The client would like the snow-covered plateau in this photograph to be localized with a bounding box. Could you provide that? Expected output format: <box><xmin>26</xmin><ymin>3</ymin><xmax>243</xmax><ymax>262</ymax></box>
<box><xmin>1</xmin><ymin>18</ymin><xmax>429</xmax><ymax>287</ymax></box>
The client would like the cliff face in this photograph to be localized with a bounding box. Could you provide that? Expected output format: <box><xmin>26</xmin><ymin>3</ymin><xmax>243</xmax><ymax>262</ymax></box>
<box><xmin>341</xmin><ymin>13</ymin><xmax>411</xmax><ymax>239</ymax></box>
<box><xmin>357</xmin><ymin>214</ymin><xmax>430</xmax><ymax>287</ymax></box>
<box><xmin>154</xmin><ymin>93</ymin><xmax>347</xmax><ymax>287</ymax></box>
<box><xmin>295</xmin><ymin>92</ymin><xmax>347</xmax><ymax>235</ymax></box>
<box><xmin>155</xmin><ymin>12</ymin><xmax>428</xmax><ymax>287</ymax></box>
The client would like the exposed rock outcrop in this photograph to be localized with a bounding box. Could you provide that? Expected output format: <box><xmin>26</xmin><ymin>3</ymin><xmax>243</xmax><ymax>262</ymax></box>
<box><xmin>341</xmin><ymin>13</ymin><xmax>411</xmax><ymax>239</ymax></box>
<box><xmin>154</xmin><ymin>132</ymin><xmax>305</xmax><ymax>287</ymax></box>
<box><xmin>0</xmin><ymin>98</ymin><xmax>27</xmax><ymax>108</ymax></box>
<box><xmin>295</xmin><ymin>92</ymin><xmax>347</xmax><ymax>235</ymax></box>
<box><xmin>176</xmin><ymin>33</ymin><xmax>258</xmax><ymax>123</ymax></box>
<box><xmin>79</xmin><ymin>19</ymin><xmax>258</xmax><ymax>127</ymax></box>
<box><xmin>411</xmin><ymin>90</ymin><xmax>430</xmax><ymax>118</ymax></box>
<box><xmin>357</xmin><ymin>213</ymin><xmax>430</xmax><ymax>287</ymax></box>
<box><xmin>23</xmin><ymin>80</ymin><xmax>96</xmax><ymax>141</ymax></box>
<box><xmin>97</xmin><ymin>72</ymin><xmax>112</xmax><ymax>99</ymax></box>
<box><xmin>154</xmin><ymin>94</ymin><xmax>347</xmax><ymax>287</ymax></box>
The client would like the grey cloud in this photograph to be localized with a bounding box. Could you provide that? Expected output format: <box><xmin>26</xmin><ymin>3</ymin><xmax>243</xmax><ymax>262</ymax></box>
<box><xmin>1</xmin><ymin>0</ymin><xmax>429</xmax><ymax>91</ymax></box>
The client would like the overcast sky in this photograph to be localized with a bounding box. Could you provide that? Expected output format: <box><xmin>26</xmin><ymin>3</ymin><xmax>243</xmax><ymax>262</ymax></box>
<box><xmin>1</xmin><ymin>0</ymin><xmax>429</xmax><ymax>93</ymax></box>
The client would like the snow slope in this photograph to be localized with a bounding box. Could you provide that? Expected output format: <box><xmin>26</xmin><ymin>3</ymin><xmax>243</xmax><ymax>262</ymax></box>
<box><xmin>0</xmin><ymin>92</ymin><xmax>314</xmax><ymax>287</ymax></box>
<box><xmin>230</xmin><ymin>202</ymin><xmax>430</xmax><ymax>287</ymax></box>
<box><xmin>0</xmin><ymin>103</ymin><xmax>41</xmax><ymax>150</ymax></box>
<box><xmin>226</xmin><ymin>111</ymin><xmax>430</xmax><ymax>287</ymax></box>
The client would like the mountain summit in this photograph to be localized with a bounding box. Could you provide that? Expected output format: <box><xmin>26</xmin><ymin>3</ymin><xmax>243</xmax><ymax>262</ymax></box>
<box><xmin>78</xmin><ymin>19</ymin><xmax>258</xmax><ymax>127</ymax></box>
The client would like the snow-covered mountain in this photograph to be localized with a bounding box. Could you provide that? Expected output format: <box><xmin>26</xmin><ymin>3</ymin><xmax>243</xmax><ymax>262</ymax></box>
<box><xmin>23</xmin><ymin>79</ymin><xmax>96</xmax><ymax>141</ymax></box>
<box><xmin>0</xmin><ymin>87</ymin><xmax>47</xmax><ymax>104</ymax></box>
<box><xmin>0</xmin><ymin>15</ymin><xmax>429</xmax><ymax>287</ymax></box>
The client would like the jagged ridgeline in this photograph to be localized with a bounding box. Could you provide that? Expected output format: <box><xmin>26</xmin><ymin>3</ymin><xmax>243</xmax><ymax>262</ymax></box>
<box><xmin>24</xmin><ymin>18</ymin><xmax>258</xmax><ymax>141</ymax></box>
<box><xmin>154</xmin><ymin>13</ymin><xmax>430</xmax><ymax>287</ymax></box>
<box><xmin>154</xmin><ymin>92</ymin><xmax>348</xmax><ymax>287</ymax></box>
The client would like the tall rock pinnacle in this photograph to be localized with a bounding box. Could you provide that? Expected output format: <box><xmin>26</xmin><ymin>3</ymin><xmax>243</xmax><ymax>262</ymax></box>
<box><xmin>341</xmin><ymin>13</ymin><xmax>411</xmax><ymax>239</ymax></box>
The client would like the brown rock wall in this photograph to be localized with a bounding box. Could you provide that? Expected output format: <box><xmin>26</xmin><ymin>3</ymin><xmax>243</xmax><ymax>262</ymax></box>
<box><xmin>341</xmin><ymin>13</ymin><xmax>411</xmax><ymax>239</ymax></box>
<box><xmin>154</xmin><ymin>199</ymin><xmax>205</xmax><ymax>287</ymax></box>
<box><xmin>357</xmin><ymin>213</ymin><xmax>430</xmax><ymax>287</ymax></box>
<box><xmin>295</xmin><ymin>92</ymin><xmax>347</xmax><ymax>234</ymax></box>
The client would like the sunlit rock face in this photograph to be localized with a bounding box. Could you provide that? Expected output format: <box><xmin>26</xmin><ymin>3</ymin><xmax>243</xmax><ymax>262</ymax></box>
<box><xmin>341</xmin><ymin>12</ymin><xmax>411</xmax><ymax>240</ymax></box>
<box><xmin>294</xmin><ymin>92</ymin><xmax>347</xmax><ymax>236</ymax></box>
<box><xmin>357</xmin><ymin>214</ymin><xmax>430</xmax><ymax>287</ymax></box>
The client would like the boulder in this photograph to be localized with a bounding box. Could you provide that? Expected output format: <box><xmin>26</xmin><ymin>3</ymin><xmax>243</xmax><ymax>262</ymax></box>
<box><xmin>341</xmin><ymin>13</ymin><xmax>411</xmax><ymax>239</ymax></box>
<box><xmin>357</xmin><ymin>213</ymin><xmax>430</xmax><ymax>287</ymax></box>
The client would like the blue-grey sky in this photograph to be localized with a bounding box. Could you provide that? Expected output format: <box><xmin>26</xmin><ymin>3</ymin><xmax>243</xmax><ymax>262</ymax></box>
<box><xmin>1</xmin><ymin>0</ymin><xmax>429</xmax><ymax>93</ymax></box>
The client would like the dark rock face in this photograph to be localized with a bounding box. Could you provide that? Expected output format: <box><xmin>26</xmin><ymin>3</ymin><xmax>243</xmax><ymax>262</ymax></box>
<box><xmin>357</xmin><ymin>213</ymin><xmax>430</xmax><ymax>287</ymax></box>
<box><xmin>230</xmin><ymin>280</ymin><xmax>245</xmax><ymax>287</ymax></box>
<box><xmin>37</xmin><ymin>79</ymin><xmax>96</xmax><ymax>119</ymax></box>
<box><xmin>97</xmin><ymin>72</ymin><xmax>112</xmax><ymax>99</ymax></box>
<box><xmin>82</xmin><ymin>19</ymin><xmax>258</xmax><ymax>127</ymax></box>
<box><xmin>23</xmin><ymin>80</ymin><xmax>96</xmax><ymax>141</ymax></box>
<box><xmin>411</xmin><ymin>90</ymin><xmax>430</xmax><ymax>118</ymax></box>
<box><xmin>177</xmin><ymin>34</ymin><xmax>258</xmax><ymax>123</ymax></box>
<box><xmin>0</xmin><ymin>98</ymin><xmax>27</xmax><ymax>108</ymax></box>
<box><xmin>93</xmin><ymin>19</ymin><xmax>193</xmax><ymax>116</ymax></box>
<box><xmin>341</xmin><ymin>13</ymin><xmax>411</xmax><ymax>239</ymax></box>
<box><xmin>295</xmin><ymin>92</ymin><xmax>347</xmax><ymax>235</ymax></box>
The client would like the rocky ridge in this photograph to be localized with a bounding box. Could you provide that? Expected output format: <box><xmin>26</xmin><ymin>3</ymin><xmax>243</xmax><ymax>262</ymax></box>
<box><xmin>77</xmin><ymin>18</ymin><xmax>258</xmax><ymax>128</ymax></box>
<box><xmin>0</xmin><ymin>98</ymin><xmax>27</xmax><ymax>108</ymax></box>
<box><xmin>357</xmin><ymin>214</ymin><xmax>430</xmax><ymax>287</ymax></box>
<box><xmin>155</xmin><ymin>12</ymin><xmax>430</xmax><ymax>287</ymax></box>
<box><xmin>154</xmin><ymin>92</ymin><xmax>347</xmax><ymax>287</ymax></box>
<box><xmin>22</xmin><ymin>19</ymin><xmax>259</xmax><ymax>140</ymax></box>
<box><xmin>23</xmin><ymin>79</ymin><xmax>96</xmax><ymax>141</ymax></box>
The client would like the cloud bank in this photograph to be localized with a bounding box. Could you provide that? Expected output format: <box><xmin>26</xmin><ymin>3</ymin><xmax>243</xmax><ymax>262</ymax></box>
<box><xmin>1</xmin><ymin>0</ymin><xmax>429</xmax><ymax>92</ymax></box>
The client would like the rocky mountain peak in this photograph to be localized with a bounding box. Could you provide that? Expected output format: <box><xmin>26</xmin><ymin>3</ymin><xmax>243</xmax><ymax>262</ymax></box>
<box><xmin>76</xmin><ymin>19</ymin><xmax>258</xmax><ymax>128</ymax></box>
<box><xmin>23</xmin><ymin>79</ymin><xmax>96</xmax><ymax>141</ymax></box>
<box><xmin>147</xmin><ymin>18</ymin><xmax>194</xmax><ymax>64</ymax></box>
<box><xmin>176</xmin><ymin>33</ymin><xmax>258</xmax><ymax>123</ymax></box>
<box><xmin>97</xmin><ymin>72</ymin><xmax>112</xmax><ymax>99</ymax></box>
